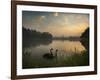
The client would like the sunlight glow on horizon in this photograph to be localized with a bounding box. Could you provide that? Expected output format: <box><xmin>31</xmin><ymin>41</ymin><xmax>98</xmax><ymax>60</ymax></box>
<box><xmin>22</xmin><ymin>11</ymin><xmax>89</xmax><ymax>37</ymax></box>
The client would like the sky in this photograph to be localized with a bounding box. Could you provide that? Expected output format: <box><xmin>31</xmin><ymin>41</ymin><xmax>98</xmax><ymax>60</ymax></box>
<box><xmin>22</xmin><ymin>11</ymin><xmax>89</xmax><ymax>37</ymax></box>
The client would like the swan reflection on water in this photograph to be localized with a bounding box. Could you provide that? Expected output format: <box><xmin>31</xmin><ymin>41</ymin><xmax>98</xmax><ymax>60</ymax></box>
<box><xmin>43</xmin><ymin>48</ymin><xmax>58</xmax><ymax>59</ymax></box>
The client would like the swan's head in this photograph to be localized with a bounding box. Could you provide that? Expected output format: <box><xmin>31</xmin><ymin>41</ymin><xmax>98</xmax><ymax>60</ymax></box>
<box><xmin>56</xmin><ymin>49</ymin><xmax>58</xmax><ymax>52</ymax></box>
<box><xmin>50</xmin><ymin>48</ymin><xmax>53</xmax><ymax>51</ymax></box>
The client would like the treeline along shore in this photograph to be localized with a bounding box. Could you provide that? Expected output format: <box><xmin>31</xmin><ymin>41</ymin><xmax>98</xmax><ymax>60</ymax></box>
<box><xmin>23</xmin><ymin>26</ymin><xmax>89</xmax><ymax>48</ymax></box>
<box><xmin>80</xmin><ymin>27</ymin><xmax>89</xmax><ymax>50</ymax></box>
<box><xmin>23</xmin><ymin>27</ymin><xmax>89</xmax><ymax>41</ymax></box>
<box><xmin>23</xmin><ymin>27</ymin><xmax>53</xmax><ymax>47</ymax></box>
<box><xmin>23</xmin><ymin>27</ymin><xmax>53</xmax><ymax>41</ymax></box>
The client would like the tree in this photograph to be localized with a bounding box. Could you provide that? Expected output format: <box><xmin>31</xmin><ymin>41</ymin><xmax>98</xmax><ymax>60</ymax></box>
<box><xmin>22</xmin><ymin>27</ymin><xmax>53</xmax><ymax>40</ymax></box>
<box><xmin>81</xmin><ymin>27</ymin><xmax>89</xmax><ymax>39</ymax></box>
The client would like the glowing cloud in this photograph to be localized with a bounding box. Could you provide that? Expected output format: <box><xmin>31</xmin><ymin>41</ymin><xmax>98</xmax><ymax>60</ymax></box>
<box><xmin>23</xmin><ymin>11</ymin><xmax>89</xmax><ymax>37</ymax></box>
<box><xmin>41</xmin><ymin>16</ymin><xmax>45</xmax><ymax>19</ymax></box>
<box><xmin>54</xmin><ymin>12</ymin><xmax>59</xmax><ymax>16</ymax></box>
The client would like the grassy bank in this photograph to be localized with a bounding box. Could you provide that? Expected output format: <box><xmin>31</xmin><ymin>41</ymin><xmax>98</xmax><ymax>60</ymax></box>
<box><xmin>23</xmin><ymin>50</ymin><xmax>89</xmax><ymax>69</ymax></box>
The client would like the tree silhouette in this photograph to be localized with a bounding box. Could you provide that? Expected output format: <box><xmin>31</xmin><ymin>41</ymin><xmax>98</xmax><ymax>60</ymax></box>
<box><xmin>81</xmin><ymin>27</ymin><xmax>89</xmax><ymax>39</ymax></box>
<box><xmin>23</xmin><ymin>27</ymin><xmax>53</xmax><ymax>41</ymax></box>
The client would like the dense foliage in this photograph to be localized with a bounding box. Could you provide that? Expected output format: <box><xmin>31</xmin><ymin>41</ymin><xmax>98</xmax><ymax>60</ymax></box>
<box><xmin>81</xmin><ymin>27</ymin><xmax>89</xmax><ymax>39</ymax></box>
<box><xmin>23</xmin><ymin>27</ymin><xmax>53</xmax><ymax>40</ymax></box>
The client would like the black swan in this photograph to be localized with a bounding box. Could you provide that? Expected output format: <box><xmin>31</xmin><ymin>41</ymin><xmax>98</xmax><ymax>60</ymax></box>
<box><xmin>43</xmin><ymin>49</ymin><xmax>58</xmax><ymax>59</ymax></box>
<box><xmin>23</xmin><ymin>51</ymin><xmax>31</xmax><ymax>56</ymax></box>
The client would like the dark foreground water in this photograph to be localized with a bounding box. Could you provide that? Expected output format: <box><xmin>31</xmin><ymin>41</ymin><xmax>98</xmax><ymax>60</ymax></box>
<box><xmin>22</xmin><ymin>40</ymin><xmax>89</xmax><ymax>69</ymax></box>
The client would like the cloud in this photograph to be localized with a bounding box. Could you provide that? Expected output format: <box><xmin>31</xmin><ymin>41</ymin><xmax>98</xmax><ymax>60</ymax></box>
<box><xmin>54</xmin><ymin>12</ymin><xmax>59</xmax><ymax>16</ymax></box>
<box><xmin>23</xmin><ymin>11</ymin><xmax>89</xmax><ymax>37</ymax></box>
<box><xmin>40</xmin><ymin>16</ymin><xmax>45</xmax><ymax>19</ymax></box>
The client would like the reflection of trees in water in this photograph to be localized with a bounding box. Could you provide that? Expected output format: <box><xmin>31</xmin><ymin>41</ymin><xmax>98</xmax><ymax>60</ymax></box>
<box><xmin>22</xmin><ymin>39</ymin><xmax>89</xmax><ymax>68</ymax></box>
<box><xmin>80</xmin><ymin>27</ymin><xmax>89</xmax><ymax>66</ymax></box>
<box><xmin>23</xmin><ymin>27</ymin><xmax>53</xmax><ymax>48</ymax></box>
<box><xmin>23</xmin><ymin>27</ymin><xmax>89</xmax><ymax>49</ymax></box>
<box><xmin>22</xmin><ymin>27</ymin><xmax>90</xmax><ymax>68</ymax></box>
<box><xmin>80</xmin><ymin>39</ymin><xmax>89</xmax><ymax>51</ymax></box>
<box><xmin>23</xmin><ymin>39</ymin><xmax>52</xmax><ymax>48</ymax></box>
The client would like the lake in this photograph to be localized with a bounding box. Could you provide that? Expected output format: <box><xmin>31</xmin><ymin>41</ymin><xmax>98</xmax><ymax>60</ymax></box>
<box><xmin>22</xmin><ymin>40</ymin><xmax>89</xmax><ymax>69</ymax></box>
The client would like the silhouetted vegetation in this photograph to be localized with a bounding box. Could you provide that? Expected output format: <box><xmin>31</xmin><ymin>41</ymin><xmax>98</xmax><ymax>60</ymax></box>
<box><xmin>80</xmin><ymin>27</ymin><xmax>89</xmax><ymax>50</ymax></box>
<box><xmin>22</xmin><ymin>27</ymin><xmax>89</xmax><ymax>69</ymax></box>
<box><xmin>62</xmin><ymin>50</ymin><xmax>89</xmax><ymax>66</ymax></box>
<box><xmin>23</xmin><ymin>27</ymin><xmax>53</xmax><ymax>47</ymax></box>
<box><xmin>23</xmin><ymin>50</ymin><xmax>89</xmax><ymax>69</ymax></box>
<box><xmin>23</xmin><ymin>27</ymin><xmax>53</xmax><ymax>40</ymax></box>
<box><xmin>81</xmin><ymin>27</ymin><xmax>89</xmax><ymax>39</ymax></box>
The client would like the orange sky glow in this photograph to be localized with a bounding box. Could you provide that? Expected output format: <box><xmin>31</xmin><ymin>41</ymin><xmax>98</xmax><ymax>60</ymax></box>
<box><xmin>23</xmin><ymin>11</ymin><xmax>89</xmax><ymax>37</ymax></box>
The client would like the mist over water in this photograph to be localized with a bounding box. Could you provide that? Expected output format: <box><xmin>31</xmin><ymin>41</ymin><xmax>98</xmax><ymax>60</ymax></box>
<box><xmin>22</xmin><ymin>11</ymin><xmax>89</xmax><ymax>69</ymax></box>
<box><xmin>23</xmin><ymin>40</ymin><xmax>89</xmax><ymax>69</ymax></box>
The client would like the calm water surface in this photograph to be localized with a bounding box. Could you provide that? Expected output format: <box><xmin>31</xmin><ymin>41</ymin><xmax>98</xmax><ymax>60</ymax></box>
<box><xmin>23</xmin><ymin>40</ymin><xmax>88</xmax><ymax>69</ymax></box>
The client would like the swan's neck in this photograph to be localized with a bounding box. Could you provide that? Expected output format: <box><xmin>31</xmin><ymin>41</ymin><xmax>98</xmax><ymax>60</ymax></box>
<box><xmin>50</xmin><ymin>50</ymin><xmax>53</xmax><ymax>54</ymax></box>
<box><xmin>55</xmin><ymin>51</ymin><xmax>58</xmax><ymax>56</ymax></box>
